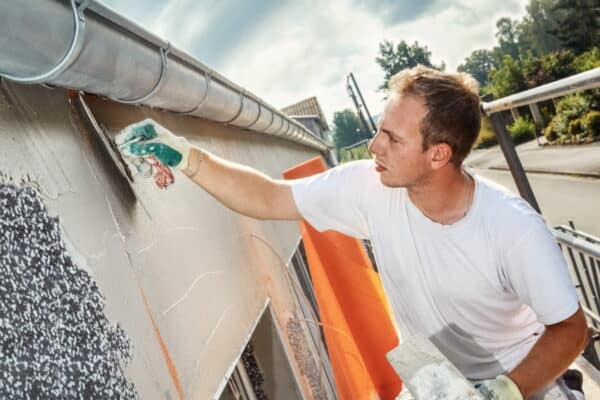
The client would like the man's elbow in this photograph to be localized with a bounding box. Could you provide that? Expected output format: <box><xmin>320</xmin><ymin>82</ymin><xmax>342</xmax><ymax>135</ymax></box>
<box><xmin>562</xmin><ymin>306</ymin><xmax>590</xmax><ymax>353</ymax></box>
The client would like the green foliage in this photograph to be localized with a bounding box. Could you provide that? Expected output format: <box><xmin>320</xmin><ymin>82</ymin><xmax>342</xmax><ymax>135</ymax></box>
<box><xmin>543</xmin><ymin>94</ymin><xmax>594</xmax><ymax>142</ymax></box>
<box><xmin>332</xmin><ymin>109</ymin><xmax>368</xmax><ymax>152</ymax></box>
<box><xmin>493</xmin><ymin>18</ymin><xmax>521</xmax><ymax>62</ymax></box>
<box><xmin>582</xmin><ymin>111</ymin><xmax>600</xmax><ymax>138</ymax></box>
<box><xmin>521</xmin><ymin>50</ymin><xmax>576</xmax><ymax>88</ymax></box>
<box><xmin>517</xmin><ymin>0</ymin><xmax>561</xmax><ymax>55</ymax></box>
<box><xmin>550</xmin><ymin>0</ymin><xmax>600</xmax><ymax>55</ymax></box>
<box><xmin>376</xmin><ymin>40</ymin><xmax>445</xmax><ymax>92</ymax></box>
<box><xmin>484</xmin><ymin>55</ymin><xmax>527</xmax><ymax>98</ymax></box>
<box><xmin>340</xmin><ymin>143</ymin><xmax>372</xmax><ymax>163</ymax></box>
<box><xmin>508</xmin><ymin>116</ymin><xmax>536</xmax><ymax>144</ymax></box>
<box><xmin>572</xmin><ymin>48</ymin><xmax>600</xmax><ymax>73</ymax></box>
<box><xmin>458</xmin><ymin>49</ymin><xmax>496</xmax><ymax>89</ymax></box>
<box><xmin>473</xmin><ymin>118</ymin><xmax>498</xmax><ymax>149</ymax></box>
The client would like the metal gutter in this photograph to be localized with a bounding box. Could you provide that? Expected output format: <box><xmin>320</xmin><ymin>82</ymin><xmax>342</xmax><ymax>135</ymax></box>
<box><xmin>0</xmin><ymin>0</ymin><xmax>330</xmax><ymax>152</ymax></box>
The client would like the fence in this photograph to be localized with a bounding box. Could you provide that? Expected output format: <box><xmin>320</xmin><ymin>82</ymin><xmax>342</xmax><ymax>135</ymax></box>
<box><xmin>481</xmin><ymin>68</ymin><xmax>600</xmax><ymax>367</ymax></box>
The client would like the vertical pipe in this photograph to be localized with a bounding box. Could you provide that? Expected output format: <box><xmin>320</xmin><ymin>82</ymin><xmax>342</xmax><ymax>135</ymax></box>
<box><xmin>347</xmin><ymin>80</ymin><xmax>372</xmax><ymax>139</ymax></box>
<box><xmin>349</xmin><ymin>73</ymin><xmax>377</xmax><ymax>133</ymax></box>
<box><xmin>489</xmin><ymin>112</ymin><xmax>541</xmax><ymax>213</ymax></box>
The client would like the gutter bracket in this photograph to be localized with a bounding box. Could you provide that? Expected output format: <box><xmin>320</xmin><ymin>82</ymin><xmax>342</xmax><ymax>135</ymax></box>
<box><xmin>0</xmin><ymin>0</ymin><xmax>89</xmax><ymax>84</ymax></box>
<box><xmin>116</xmin><ymin>43</ymin><xmax>171</xmax><ymax>104</ymax></box>
<box><xmin>180</xmin><ymin>70</ymin><xmax>212</xmax><ymax>115</ymax></box>
<box><xmin>245</xmin><ymin>103</ymin><xmax>262</xmax><ymax>129</ymax></box>
<box><xmin>223</xmin><ymin>89</ymin><xmax>246</xmax><ymax>124</ymax></box>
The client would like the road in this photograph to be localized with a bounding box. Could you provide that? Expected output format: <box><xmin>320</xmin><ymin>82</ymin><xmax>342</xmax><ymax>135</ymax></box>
<box><xmin>472</xmin><ymin>168</ymin><xmax>600</xmax><ymax>237</ymax></box>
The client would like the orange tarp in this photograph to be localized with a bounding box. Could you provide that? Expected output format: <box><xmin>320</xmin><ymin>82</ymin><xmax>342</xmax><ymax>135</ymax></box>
<box><xmin>283</xmin><ymin>157</ymin><xmax>401</xmax><ymax>400</ymax></box>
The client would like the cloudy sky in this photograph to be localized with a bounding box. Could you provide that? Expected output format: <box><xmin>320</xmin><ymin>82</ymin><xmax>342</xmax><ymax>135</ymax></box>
<box><xmin>102</xmin><ymin>0</ymin><xmax>527</xmax><ymax>121</ymax></box>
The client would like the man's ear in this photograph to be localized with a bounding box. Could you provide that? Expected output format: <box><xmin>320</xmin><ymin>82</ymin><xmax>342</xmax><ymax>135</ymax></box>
<box><xmin>429</xmin><ymin>143</ymin><xmax>453</xmax><ymax>170</ymax></box>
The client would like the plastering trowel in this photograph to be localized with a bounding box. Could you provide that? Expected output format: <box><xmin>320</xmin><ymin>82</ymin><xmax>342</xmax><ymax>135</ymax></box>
<box><xmin>386</xmin><ymin>335</ymin><xmax>484</xmax><ymax>400</ymax></box>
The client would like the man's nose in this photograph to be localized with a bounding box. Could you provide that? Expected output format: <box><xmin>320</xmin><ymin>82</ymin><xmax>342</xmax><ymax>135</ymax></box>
<box><xmin>368</xmin><ymin>132</ymin><xmax>381</xmax><ymax>155</ymax></box>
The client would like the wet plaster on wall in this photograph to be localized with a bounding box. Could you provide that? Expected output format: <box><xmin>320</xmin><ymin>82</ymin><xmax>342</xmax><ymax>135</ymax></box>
<box><xmin>80</xmin><ymin>95</ymin><xmax>323</xmax><ymax>399</ymax></box>
<box><xmin>0</xmin><ymin>182</ymin><xmax>137</xmax><ymax>398</ymax></box>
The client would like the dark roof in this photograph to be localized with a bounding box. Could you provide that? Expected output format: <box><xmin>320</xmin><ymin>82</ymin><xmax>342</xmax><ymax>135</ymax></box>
<box><xmin>281</xmin><ymin>96</ymin><xmax>329</xmax><ymax>131</ymax></box>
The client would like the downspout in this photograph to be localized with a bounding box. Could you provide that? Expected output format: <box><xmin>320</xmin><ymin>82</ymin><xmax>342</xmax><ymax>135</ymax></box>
<box><xmin>0</xmin><ymin>0</ymin><xmax>330</xmax><ymax>152</ymax></box>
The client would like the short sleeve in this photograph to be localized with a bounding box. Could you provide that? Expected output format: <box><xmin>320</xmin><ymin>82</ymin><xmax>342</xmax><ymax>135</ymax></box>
<box><xmin>290</xmin><ymin>160</ymin><xmax>372</xmax><ymax>239</ymax></box>
<box><xmin>501</xmin><ymin>220</ymin><xmax>579</xmax><ymax>325</ymax></box>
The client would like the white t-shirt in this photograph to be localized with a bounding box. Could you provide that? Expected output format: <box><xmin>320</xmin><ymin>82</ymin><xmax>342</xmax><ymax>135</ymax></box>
<box><xmin>291</xmin><ymin>160</ymin><xmax>579</xmax><ymax>380</ymax></box>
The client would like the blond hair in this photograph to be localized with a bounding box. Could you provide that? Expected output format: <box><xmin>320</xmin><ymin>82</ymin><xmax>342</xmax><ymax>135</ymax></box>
<box><xmin>389</xmin><ymin>65</ymin><xmax>481</xmax><ymax>166</ymax></box>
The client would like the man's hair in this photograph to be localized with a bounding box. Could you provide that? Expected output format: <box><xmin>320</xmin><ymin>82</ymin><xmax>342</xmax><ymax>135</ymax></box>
<box><xmin>389</xmin><ymin>65</ymin><xmax>481</xmax><ymax>166</ymax></box>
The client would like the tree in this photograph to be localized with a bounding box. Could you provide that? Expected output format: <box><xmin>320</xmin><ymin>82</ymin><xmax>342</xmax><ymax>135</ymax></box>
<box><xmin>375</xmin><ymin>40</ymin><xmax>445</xmax><ymax>91</ymax></box>
<box><xmin>492</xmin><ymin>17</ymin><xmax>521</xmax><ymax>62</ymax></box>
<box><xmin>458</xmin><ymin>49</ymin><xmax>497</xmax><ymax>89</ymax></box>
<box><xmin>484</xmin><ymin>55</ymin><xmax>527</xmax><ymax>98</ymax></box>
<box><xmin>551</xmin><ymin>0</ymin><xmax>600</xmax><ymax>55</ymax></box>
<box><xmin>332</xmin><ymin>110</ymin><xmax>367</xmax><ymax>151</ymax></box>
<box><xmin>521</xmin><ymin>49</ymin><xmax>576</xmax><ymax>88</ymax></box>
<box><xmin>517</xmin><ymin>0</ymin><xmax>561</xmax><ymax>55</ymax></box>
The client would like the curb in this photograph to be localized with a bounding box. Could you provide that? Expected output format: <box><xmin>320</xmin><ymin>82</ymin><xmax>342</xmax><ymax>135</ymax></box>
<box><xmin>487</xmin><ymin>166</ymin><xmax>600</xmax><ymax>179</ymax></box>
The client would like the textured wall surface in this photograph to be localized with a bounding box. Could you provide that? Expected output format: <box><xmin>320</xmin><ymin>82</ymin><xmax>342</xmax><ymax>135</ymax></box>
<box><xmin>0</xmin><ymin>80</ymin><xmax>327</xmax><ymax>399</ymax></box>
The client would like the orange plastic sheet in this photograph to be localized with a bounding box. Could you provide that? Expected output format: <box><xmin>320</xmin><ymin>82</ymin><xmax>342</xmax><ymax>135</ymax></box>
<box><xmin>283</xmin><ymin>157</ymin><xmax>401</xmax><ymax>400</ymax></box>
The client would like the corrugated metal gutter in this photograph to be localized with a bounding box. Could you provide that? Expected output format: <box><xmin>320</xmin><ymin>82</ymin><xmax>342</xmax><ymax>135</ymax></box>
<box><xmin>0</xmin><ymin>0</ymin><xmax>330</xmax><ymax>152</ymax></box>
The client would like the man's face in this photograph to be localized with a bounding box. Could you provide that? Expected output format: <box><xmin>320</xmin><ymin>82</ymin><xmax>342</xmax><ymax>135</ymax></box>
<box><xmin>368</xmin><ymin>93</ymin><xmax>432</xmax><ymax>188</ymax></box>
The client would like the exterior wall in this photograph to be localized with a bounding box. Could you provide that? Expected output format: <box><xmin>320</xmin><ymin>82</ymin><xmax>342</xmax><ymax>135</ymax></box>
<box><xmin>0</xmin><ymin>81</ymin><xmax>328</xmax><ymax>399</ymax></box>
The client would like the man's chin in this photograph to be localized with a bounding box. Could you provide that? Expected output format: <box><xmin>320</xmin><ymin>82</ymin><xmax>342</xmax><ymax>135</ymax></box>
<box><xmin>378</xmin><ymin>174</ymin><xmax>404</xmax><ymax>188</ymax></box>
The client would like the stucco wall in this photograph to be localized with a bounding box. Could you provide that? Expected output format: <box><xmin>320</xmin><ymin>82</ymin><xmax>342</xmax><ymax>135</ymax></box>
<box><xmin>0</xmin><ymin>80</ymin><xmax>328</xmax><ymax>399</ymax></box>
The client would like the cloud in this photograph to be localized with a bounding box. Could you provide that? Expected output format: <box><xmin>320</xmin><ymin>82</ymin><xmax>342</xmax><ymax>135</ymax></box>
<box><xmin>98</xmin><ymin>0</ymin><xmax>528</xmax><ymax>122</ymax></box>
<box><xmin>352</xmin><ymin>0</ymin><xmax>442</xmax><ymax>24</ymax></box>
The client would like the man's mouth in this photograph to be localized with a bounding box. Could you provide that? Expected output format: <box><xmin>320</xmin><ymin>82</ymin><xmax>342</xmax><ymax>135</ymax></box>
<box><xmin>375</xmin><ymin>162</ymin><xmax>387</xmax><ymax>172</ymax></box>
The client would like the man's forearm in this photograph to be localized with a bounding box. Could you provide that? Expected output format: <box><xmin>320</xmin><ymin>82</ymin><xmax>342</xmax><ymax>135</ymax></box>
<box><xmin>508</xmin><ymin>307</ymin><xmax>588</xmax><ymax>398</ymax></box>
<box><xmin>182</xmin><ymin>147</ymin><xmax>301</xmax><ymax>220</ymax></box>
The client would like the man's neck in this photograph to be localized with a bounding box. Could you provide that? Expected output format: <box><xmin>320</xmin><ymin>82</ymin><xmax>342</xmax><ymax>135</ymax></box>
<box><xmin>407</xmin><ymin>166</ymin><xmax>472</xmax><ymax>225</ymax></box>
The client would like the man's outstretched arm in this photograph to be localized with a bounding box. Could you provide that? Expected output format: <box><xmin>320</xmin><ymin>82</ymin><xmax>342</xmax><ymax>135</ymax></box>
<box><xmin>117</xmin><ymin>119</ymin><xmax>303</xmax><ymax>221</ymax></box>
<box><xmin>182</xmin><ymin>147</ymin><xmax>302</xmax><ymax>221</ymax></box>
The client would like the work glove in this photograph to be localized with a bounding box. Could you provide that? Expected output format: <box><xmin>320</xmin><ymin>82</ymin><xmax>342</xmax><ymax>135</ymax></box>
<box><xmin>116</xmin><ymin>119</ymin><xmax>191</xmax><ymax>170</ymax></box>
<box><xmin>475</xmin><ymin>375</ymin><xmax>523</xmax><ymax>400</ymax></box>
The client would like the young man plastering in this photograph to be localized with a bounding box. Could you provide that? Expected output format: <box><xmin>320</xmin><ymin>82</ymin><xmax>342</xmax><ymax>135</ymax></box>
<box><xmin>117</xmin><ymin>66</ymin><xmax>588</xmax><ymax>400</ymax></box>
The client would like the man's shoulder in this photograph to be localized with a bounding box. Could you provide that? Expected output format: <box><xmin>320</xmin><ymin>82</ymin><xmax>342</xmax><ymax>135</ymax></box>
<box><xmin>476</xmin><ymin>174</ymin><xmax>541</xmax><ymax>222</ymax></box>
<box><xmin>475</xmin><ymin>174</ymin><xmax>549</xmax><ymax>247</ymax></box>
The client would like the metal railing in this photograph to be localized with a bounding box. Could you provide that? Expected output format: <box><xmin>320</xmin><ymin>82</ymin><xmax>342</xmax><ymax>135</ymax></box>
<box><xmin>482</xmin><ymin>68</ymin><xmax>600</xmax><ymax>367</ymax></box>
<box><xmin>481</xmin><ymin>67</ymin><xmax>600</xmax><ymax>214</ymax></box>
<box><xmin>554</xmin><ymin>224</ymin><xmax>600</xmax><ymax>367</ymax></box>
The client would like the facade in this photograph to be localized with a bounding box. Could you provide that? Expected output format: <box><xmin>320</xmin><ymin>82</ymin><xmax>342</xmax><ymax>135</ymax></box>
<box><xmin>0</xmin><ymin>1</ymin><xmax>336</xmax><ymax>399</ymax></box>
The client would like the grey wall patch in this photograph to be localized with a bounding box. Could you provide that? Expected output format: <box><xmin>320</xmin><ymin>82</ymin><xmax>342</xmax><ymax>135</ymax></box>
<box><xmin>287</xmin><ymin>312</ymin><xmax>326</xmax><ymax>400</ymax></box>
<box><xmin>0</xmin><ymin>183</ymin><xmax>138</xmax><ymax>399</ymax></box>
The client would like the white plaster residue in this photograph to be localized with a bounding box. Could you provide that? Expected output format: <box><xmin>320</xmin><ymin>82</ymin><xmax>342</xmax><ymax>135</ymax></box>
<box><xmin>410</xmin><ymin>362</ymin><xmax>483</xmax><ymax>400</ymax></box>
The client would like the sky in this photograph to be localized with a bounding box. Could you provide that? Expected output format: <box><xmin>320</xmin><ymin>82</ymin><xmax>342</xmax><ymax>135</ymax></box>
<box><xmin>102</xmin><ymin>0</ymin><xmax>528</xmax><ymax>123</ymax></box>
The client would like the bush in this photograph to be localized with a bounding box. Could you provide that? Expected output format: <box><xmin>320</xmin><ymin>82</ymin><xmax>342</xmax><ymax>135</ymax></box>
<box><xmin>567</xmin><ymin>118</ymin><xmax>583</xmax><ymax>136</ymax></box>
<box><xmin>474</xmin><ymin>117</ymin><xmax>497</xmax><ymax>148</ymax></box>
<box><xmin>508</xmin><ymin>116</ymin><xmax>536</xmax><ymax>144</ymax></box>
<box><xmin>544</xmin><ymin>94</ymin><xmax>591</xmax><ymax>141</ymax></box>
<box><xmin>573</xmin><ymin>48</ymin><xmax>600</xmax><ymax>73</ymax></box>
<box><xmin>582</xmin><ymin>111</ymin><xmax>600</xmax><ymax>138</ymax></box>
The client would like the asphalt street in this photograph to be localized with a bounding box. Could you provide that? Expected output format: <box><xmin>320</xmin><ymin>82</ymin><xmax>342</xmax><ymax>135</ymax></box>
<box><xmin>472</xmin><ymin>168</ymin><xmax>600</xmax><ymax>237</ymax></box>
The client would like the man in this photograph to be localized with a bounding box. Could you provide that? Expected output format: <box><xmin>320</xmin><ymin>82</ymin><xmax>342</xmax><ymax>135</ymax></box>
<box><xmin>117</xmin><ymin>66</ymin><xmax>588</xmax><ymax>400</ymax></box>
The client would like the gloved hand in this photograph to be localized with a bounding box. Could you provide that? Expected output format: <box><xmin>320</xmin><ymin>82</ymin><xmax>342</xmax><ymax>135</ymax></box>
<box><xmin>116</xmin><ymin>119</ymin><xmax>191</xmax><ymax>170</ymax></box>
<box><xmin>475</xmin><ymin>375</ymin><xmax>523</xmax><ymax>400</ymax></box>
